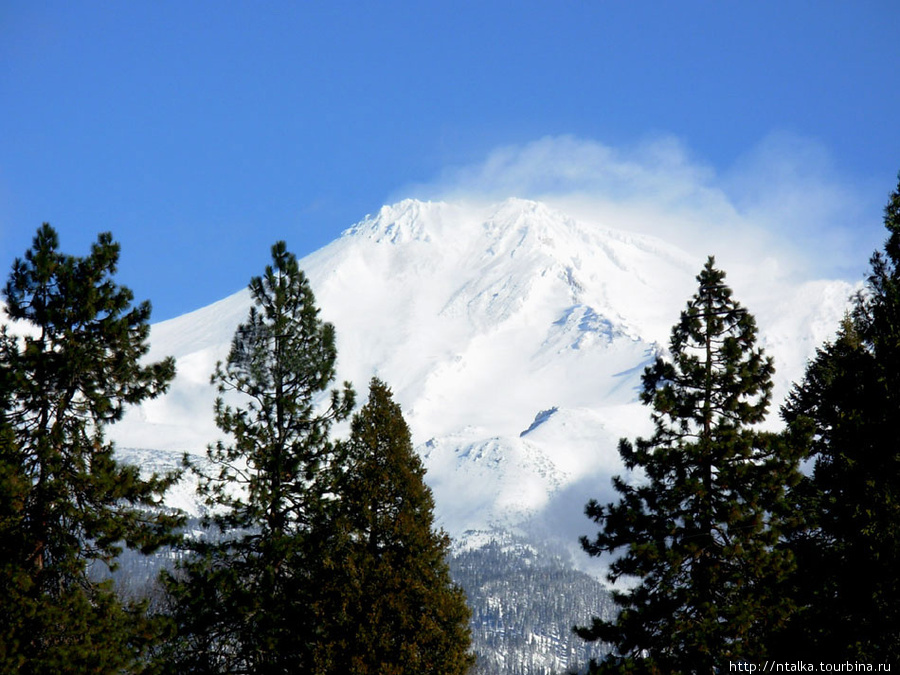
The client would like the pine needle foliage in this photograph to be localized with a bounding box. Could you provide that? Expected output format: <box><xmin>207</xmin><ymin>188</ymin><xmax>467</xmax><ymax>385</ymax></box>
<box><xmin>779</xmin><ymin>174</ymin><xmax>900</xmax><ymax>661</ymax></box>
<box><xmin>201</xmin><ymin>240</ymin><xmax>354</xmax><ymax>537</ymax></box>
<box><xmin>0</xmin><ymin>224</ymin><xmax>181</xmax><ymax>674</ymax></box>
<box><xmin>161</xmin><ymin>241</ymin><xmax>354</xmax><ymax>674</ymax></box>
<box><xmin>578</xmin><ymin>257</ymin><xmax>804</xmax><ymax>674</ymax></box>
<box><xmin>316</xmin><ymin>378</ymin><xmax>474</xmax><ymax>675</ymax></box>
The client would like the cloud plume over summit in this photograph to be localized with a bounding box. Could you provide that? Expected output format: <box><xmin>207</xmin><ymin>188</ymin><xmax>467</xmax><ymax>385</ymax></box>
<box><xmin>402</xmin><ymin>134</ymin><xmax>883</xmax><ymax>292</ymax></box>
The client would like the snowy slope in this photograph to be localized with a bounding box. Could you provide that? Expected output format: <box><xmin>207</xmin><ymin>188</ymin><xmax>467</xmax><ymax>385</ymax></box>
<box><xmin>111</xmin><ymin>198</ymin><xmax>855</xmax><ymax>550</ymax></box>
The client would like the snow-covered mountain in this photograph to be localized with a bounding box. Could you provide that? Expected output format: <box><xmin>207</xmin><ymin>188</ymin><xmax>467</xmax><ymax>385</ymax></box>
<box><xmin>112</xmin><ymin>198</ymin><xmax>854</xmax><ymax>560</ymax></box>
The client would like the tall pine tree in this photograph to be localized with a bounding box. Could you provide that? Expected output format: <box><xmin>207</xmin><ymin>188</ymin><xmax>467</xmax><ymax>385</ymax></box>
<box><xmin>161</xmin><ymin>241</ymin><xmax>355</xmax><ymax>674</ymax></box>
<box><xmin>779</xmin><ymin>174</ymin><xmax>900</xmax><ymax>661</ymax></box>
<box><xmin>577</xmin><ymin>257</ymin><xmax>803</xmax><ymax>674</ymax></box>
<box><xmin>0</xmin><ymin>224</ymin><xmax>182</xmax><ymax>674</ymax></box>
<box><xmin>315</xmin><ymin>378</ymin><xmax>474</xmax><ymax>675</ymax></box>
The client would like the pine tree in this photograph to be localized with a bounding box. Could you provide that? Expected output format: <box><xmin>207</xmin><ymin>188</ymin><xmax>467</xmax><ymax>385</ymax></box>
<box><xmin>0</xmin><ymin>224</ymin><xmax>182</xmax><ymax>673</ymax></box>
<box><xmin>779</xmin><ymin>175</ymin><xmax>900</xmax><ymax>661</ymax></box>
<box><xmin>577</xmin><ymin>257</ymin><xmax>804</xmax><ymax>674</ymax></box>
<box><xmin>316</xmin><ymin>378</ymin><xmax>474</xmax><ymax>675</ymax></box>
<box><xmin>162</xmin><ymin>241</ymin><xmax>355</xmax><ymax>674</ymax></box>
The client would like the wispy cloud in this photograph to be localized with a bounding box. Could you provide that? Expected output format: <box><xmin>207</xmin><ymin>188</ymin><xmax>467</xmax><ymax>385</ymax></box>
<box><xmin>722</xmin><ymin>132</ymin><xmax>881</xmax><ymax>278</ymax></box>
<box><xmin>399</xmin><ymin>134</ymin><xmax>884</xmax><ymax>296</ymax></box>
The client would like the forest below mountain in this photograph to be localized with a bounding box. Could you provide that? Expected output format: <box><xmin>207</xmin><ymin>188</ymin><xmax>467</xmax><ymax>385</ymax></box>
<box><xmin>105</xmin><ymin>528</ymin><xmax>615</xmax><ymax>675</ymax></box>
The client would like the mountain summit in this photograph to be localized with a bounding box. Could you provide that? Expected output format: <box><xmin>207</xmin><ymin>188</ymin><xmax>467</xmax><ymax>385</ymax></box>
<box><xmin>112</xmin><ymin>198</ymin><xmax>852</xmax><ymax>549</ymax></box>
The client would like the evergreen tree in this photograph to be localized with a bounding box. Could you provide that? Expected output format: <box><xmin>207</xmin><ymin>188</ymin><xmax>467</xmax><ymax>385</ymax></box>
<box><xmin>317</xmin><ymin>378</ymin><xmax>474</xmax><ymax>675</ymax></box>
<box><xmin>779</xmin><ymin>175</ymin><xmax>900</xmax><ymax>661</ymax></box>
<box><xmin>577</xmin><ymin>257</ymin><xmax>804</xmax><ymax>674</ymax></box>
<box><xmin>0</xmin><ymin>224</ymin><xmax>182</xmax><ymax>674</ymax></box>
<box><xmin>162</xmin><ymin>241</ymin><xmax>355</xmax><ymax>674</ymax></box>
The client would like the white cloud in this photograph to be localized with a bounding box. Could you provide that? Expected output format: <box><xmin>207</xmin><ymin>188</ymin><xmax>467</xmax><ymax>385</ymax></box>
<box><xmin>408</xmin><ymin>134</ymin><xmax>727</xmax><ymax>213</ymax></box>
<box><xmin>398</xmin><ymin>133</ymin><xmax>884</xmax><ymax>299</ymax></box>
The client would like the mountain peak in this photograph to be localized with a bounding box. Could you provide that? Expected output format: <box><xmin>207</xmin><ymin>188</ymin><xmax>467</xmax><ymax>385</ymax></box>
<box><xmin>344</xmin><ymin>198</ymin><xmax>576</xmax><ymax>250</ymax></box>
<box><xmin>345</xmin><ymin>199</ymin><xmax>453</xmax><ymax>244</ymax></box>
<box><xmin>111</xmin><ymin>197</ymin><xmax>853</xmax><ymax>547</ymax></box>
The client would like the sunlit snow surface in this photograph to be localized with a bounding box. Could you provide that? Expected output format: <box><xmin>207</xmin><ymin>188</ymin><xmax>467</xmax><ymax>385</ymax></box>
<box><xmin>111</xmin><ymin>198</ymin><xmax>854</xmax><ymax>557</ymax></box>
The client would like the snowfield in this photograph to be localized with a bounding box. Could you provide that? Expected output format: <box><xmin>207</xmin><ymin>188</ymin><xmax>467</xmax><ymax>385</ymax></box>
<box><xmin>110</xmin><ymin>198</ymin><xmax>855</xmax><ymax>562</ymax></box>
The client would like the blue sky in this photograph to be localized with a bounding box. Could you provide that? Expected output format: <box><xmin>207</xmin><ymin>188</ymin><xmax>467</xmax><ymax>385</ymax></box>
<box><xmin>2</xmin><ymin>1</ymin><xmax>899</xmax><ymax>321</ymax></box>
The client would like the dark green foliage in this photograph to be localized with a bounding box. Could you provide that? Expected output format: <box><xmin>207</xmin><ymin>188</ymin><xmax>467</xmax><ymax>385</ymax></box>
<box><xmin>578</xmin><ymin>257</ymin><xmax>804</xmax><ymax>674</ymax></box>
<box><xmin>779</xmin><ymin>175</ymin><xmax>900</xmax><ymax>661</ymax></box>
<box><xmin>0</xmin><ymin>224</ymin><xmax>182</xmax><ymax>673</ymax></box>
<box><xmin>161</xmin><ymin>241</ymin><xmax>354</xmax><ymax>674</ymax></box>
<box><xmin>318</xmin><ymin>378</ymin><xmax>474</xmax><ymax>675</ymax></box>
<box><xmin>202</xmin><ymin>240</ymin><xmax>354</xmax><ymax>537</ymax></box>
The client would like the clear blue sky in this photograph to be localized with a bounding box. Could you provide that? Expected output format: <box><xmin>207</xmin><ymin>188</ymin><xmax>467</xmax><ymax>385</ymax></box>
<box><xmin>2</xmin><ymin>1</ymin><xmax>899</xmax><ymax>321</ymax></box>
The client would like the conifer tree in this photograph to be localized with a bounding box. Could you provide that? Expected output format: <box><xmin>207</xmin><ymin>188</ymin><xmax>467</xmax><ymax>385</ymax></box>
<box><xmin>577</xmin><ymin>257</ymin><xmax>804</xmax><ymax>674</ymax></box>
<box><xmin>316</xmin><ymin>378</ymin><xmax>474</xmax><ymax>675</ymax></box>
<box><xmin>0</xmin><ymin>224</ymin><xmax>182</xmax><ymax>674</ymax></box>
<box><xmin>779</xmin><ymin>175</ymin><xmax>900</xmax><ymax>661</ymax></box>
<box><xmin>162</xmin><ymin>241</ymin><xmax>355</xmax><ymax>674</ymax></box>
